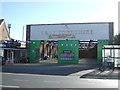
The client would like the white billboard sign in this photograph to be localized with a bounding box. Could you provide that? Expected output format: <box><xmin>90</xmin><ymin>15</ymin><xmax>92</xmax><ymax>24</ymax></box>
<box><xmin>30</xmin><ymin>23</ymin><xmax>110</xmax><ymax>40</ymax></box>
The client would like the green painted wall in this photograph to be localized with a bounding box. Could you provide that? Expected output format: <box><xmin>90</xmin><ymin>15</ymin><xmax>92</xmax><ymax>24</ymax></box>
<box><xmin>97</xmin><ymin>40</ymin><xmax>108</xmax><ymax>63</ymax></box>
<box><xmin>58</xmin><ymin>40</ymin><xmax>79</xmax><ymax>64</ymax></box>
<box><xmin>30</xmin><ymin>40</ymin><xmax>41</xmax><ymax>63</ymax></box>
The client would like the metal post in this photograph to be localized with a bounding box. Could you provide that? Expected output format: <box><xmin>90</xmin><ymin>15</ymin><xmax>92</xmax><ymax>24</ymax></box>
<box><xmin>113</xmin><ymin>46</ymin><xmax>115</xmax><ymax>67</ymax></box>
<box><xmin>11</xmin><ymin>51</ymin><xmax>14</xmax><ymax>64</ymax></box>
<box><xmin>8</xmin><ymin>24</ymin><xmax>11</xmax><ymax>38</ymax></box>
<box><xmin>103</xmin><ymin>47</ymin><xmax>105</xmax><ymax>64</ymax></box>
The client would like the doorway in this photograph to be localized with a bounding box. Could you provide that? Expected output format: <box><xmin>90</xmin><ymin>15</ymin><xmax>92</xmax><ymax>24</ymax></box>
<box><xmin>78</xmin><ymin>40</ymin><xmax>98</xmax><ymax>64</ymax></box>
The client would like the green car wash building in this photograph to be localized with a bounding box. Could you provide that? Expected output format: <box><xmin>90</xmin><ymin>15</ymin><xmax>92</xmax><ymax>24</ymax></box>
<box><xmin>26</xmin><ymin>22</ymin><xmax>114</xmax><ymax>64</ymax></box>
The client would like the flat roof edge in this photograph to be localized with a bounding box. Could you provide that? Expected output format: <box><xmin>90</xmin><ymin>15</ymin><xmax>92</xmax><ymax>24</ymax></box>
<box><xmin>26</xmin><ymin>22</ymin><xmax>114</xmax><ymax>26</ymax></box>
<box><xmin>1</xmin><ymin>48</ymin><xmax>26</xmax><ymax>50</ymax></box>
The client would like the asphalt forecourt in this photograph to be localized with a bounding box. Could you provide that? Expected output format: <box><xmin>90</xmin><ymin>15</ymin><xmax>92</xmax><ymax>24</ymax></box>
<box><xmin>2</xmin><ymin>63</ymin><xmax>100</xmax><ymax>76</ymax></box>
<box><xmin>2</xmin><ymin>61</ymin><xmax>119</xmax><ymax>79</ymax></box>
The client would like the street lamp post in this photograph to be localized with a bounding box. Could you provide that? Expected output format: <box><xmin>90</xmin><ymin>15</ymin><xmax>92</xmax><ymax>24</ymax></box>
<box><xmin>8</xmin><ymin>24</ymin><xmax>11</xmax><ymax>38</ymax></box>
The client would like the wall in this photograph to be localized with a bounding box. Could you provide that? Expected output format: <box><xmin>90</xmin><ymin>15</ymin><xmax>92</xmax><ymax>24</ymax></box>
<box><xmin>30</xmin><ymin>23</ymin><xmax>111</xmax><ymax>40</ymax></box>
<box><xmin>58</xmin><ymin>40</ymin><xmax>79</xmax><ymax>63</ymax></box>
<box><xmin>29</xmin><ymin>40</ymin><xmax>41</xmax><ymax>63</ymax></box>
<box><xmin>0</xmin><ymin>21</ymin><xmax>10</xmax><ymax>40</ymax></box>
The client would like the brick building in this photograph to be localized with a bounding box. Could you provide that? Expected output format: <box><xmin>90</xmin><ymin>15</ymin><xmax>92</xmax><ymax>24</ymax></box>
<box><xmin>0</xmin><ymin>19</ymin><xmax>27</xmax><ymax>64</ymax></box>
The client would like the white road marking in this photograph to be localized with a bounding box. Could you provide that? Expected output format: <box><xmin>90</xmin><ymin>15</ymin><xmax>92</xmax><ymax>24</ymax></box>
<box><xmin>0</xmin><ymin>85</ymin><xmax>20</xmax><ymax>88</ymax></box>
<box><xmin>0</xmin><ymin>72</ymin><xmax>65</xmax><ymax>77</ymax></box>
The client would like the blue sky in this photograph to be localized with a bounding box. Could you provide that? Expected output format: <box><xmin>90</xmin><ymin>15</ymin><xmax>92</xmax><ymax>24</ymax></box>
<box><xmin>1</xmin><ymin>0</ymin><xmax>119</xmax><ymax>41</ymax></box>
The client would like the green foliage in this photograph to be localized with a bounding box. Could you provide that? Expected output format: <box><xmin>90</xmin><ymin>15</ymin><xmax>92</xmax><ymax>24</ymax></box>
<box><xmin>112</xmin><ymin>34</ymin><xmax>120</xmax><ymax>45</ymax></box>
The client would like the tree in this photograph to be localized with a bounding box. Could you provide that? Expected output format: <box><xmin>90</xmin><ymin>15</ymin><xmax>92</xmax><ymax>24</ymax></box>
<box><xmin>112</xmin><ymin>34</ymin><xmax>120</xmax><ymax>45</ymax></box>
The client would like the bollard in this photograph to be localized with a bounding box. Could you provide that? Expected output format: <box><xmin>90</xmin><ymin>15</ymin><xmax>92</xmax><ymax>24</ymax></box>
<box><xmin>8</xmin><ymin>60</ymin><xmax>10</xmax><ymax>64</ymax></box>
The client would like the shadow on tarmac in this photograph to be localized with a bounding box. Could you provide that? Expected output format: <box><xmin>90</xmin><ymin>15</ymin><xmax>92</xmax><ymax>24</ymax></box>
<box><xmin>2</xmin><ymin>59</ymin><xmax>100</xmax><ymax>76</ymax></box>
<box><xmin>80</xmin><ymin>68</ymin><xmax>120</xmax><ymax>79</ymax></box>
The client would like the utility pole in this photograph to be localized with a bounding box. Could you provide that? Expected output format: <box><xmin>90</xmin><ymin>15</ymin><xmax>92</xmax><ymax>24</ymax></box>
<box><xmin>22</xmin><ymin>26</ymin><xmax>24</xmax><ymax>41</ymax></box>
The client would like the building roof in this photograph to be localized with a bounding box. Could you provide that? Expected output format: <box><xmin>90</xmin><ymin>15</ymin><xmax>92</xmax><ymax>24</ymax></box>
<box><xmin>0</xmin><ymin>19</ymin><xmax>10</xmax><ymax>40</ymax></box>
<box><xmin>0</xmin><ymin>19</ymin><xmax>4</xmax><ymax>25</ymax></box>
<box><xmin>103</xmin><ymin>45</ymin><xmax>120</xmax><ymax>49</ymax></box>
<box><xmin>2</xmin><ymin>48</ymin><xmax>26</xmax><ymax>50</ymax></box>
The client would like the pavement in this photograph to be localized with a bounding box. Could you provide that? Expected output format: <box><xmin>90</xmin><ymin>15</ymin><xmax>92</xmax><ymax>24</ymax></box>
<box><xmin>2</xmin><ymin>58</ymin><xmax>120</xmax><ymax>79</ymax></box>
<box><xmin>80</xmin><ymin>67</ymin><xmax>120</xmax><ymax>79</ymax></box>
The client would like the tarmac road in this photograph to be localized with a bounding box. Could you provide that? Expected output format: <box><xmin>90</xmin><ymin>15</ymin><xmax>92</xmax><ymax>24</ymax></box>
<box><xmin>1</xmin><ymin>59</ymin><xmax>119</xmax><ymax>89</ymax></box>
<box><xmin>1</xmin><ymin>72</ymin><xmax>118</xmax><ymax>88</ymax></box>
